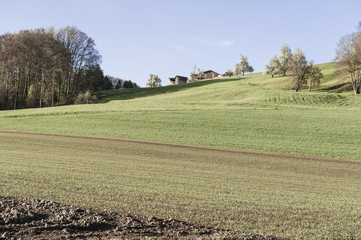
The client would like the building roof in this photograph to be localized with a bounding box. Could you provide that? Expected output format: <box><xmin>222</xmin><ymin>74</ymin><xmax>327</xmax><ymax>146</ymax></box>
<box><xmin>203</xmin><ymin>70</ymin><xmax>219</xmax><ymax>74</ymax></box>
<box><xmin>169</xmin><ymin>75</ymin><xmax>188</xmax><ymax>81</ymax></box>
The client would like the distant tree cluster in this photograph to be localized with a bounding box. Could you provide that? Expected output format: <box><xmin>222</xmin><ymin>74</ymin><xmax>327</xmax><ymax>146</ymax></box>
<box><xmin>264</xmin><ymin>45</ymin><xmax>323</xmax><ymax>92</ymax></box>
<box><xmin>0</xmin><ymin>26</ymin><xmax>105</xmax><ymax>109</ymax></box>
<box><xmin>335</xmin><ymin>22</ymin><xmax>361</xmax><ymax>94</ymax></box>
<box><xmin>224</xmin><ymin>69</ymin><xmax>233</xmax><ymax>77</ymax></box>
<box><xmin>104</xmin><ymin>75</ymin><xmax>139</xmax><ymax>89</ymax></box>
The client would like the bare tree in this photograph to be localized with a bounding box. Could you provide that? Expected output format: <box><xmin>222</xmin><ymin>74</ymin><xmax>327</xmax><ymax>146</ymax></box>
<box><xmin>197</xmin><ymin>71</ymin><xmax>205</xmax><ymax>80</ymax></box>
<box><xmin>188</xmin><ymin>73</ymin><xmax>198</xmax><ymax>83</ymax></box>
<box><xmin>335</xmin><ymin>31</ymin><xmax>361</xmax><ymax>94</ymax></box>
<box><xmin>287</xmin><ymin>49</ymin><xmax>309</xmax><ymax>91</ymax></box>
<box><xmin>188</xmin><ymin>65</ymin><xmax>202</xmax><ymax>83</ymax></box>
<box><xmin>234</xmin><ymin>55</ymin><xmax>254</xmax><ymax>76</ymax></box>
<box><xmin>264</xmin><ymin>56</ymin><xmax>279</xmax><ymax>78</ymax></box>
<box><xmin>54</xmin><ymin>26</ymin><xmax>102</xmax><ymax>102</ymax></box>
<box><xmin>307</xmin><ymin>62</ymin><xmax>323</xmax><ymax>92</ymax></box>
<box><xmin>287</xmin><ymin>49</ymin><xmax>323</xmax><ymax>92</ymax></box>
<box><xmin>146</xmin><ymin>74</ymin><xmax>161</xmax><ymax>88</ymax></box>
<box><xmin>278</xmin><ymin>45</ymin><xmax>292</xmax><ymax>76</ymax></box>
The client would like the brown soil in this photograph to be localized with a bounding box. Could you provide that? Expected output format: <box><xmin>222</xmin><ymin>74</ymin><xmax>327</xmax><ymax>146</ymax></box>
<box><xmin>0</xmin><ymin>196</ymin><xmax>287</xmax><ymax>240</ymax></box>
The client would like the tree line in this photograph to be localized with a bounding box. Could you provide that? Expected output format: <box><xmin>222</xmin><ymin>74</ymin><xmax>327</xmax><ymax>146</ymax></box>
<box><xmin>0</xmin><ymin>26</ymin><xmax>103</xmax><ymax>109</ymax></box>
<box><xmin>0</xmin><ymin>26</ymin><xmax>139</xmax><ymax>110</ymax></box>
<box><xmin>263</xmin><ymin>22</ymin><xmax>361</xmax><ymax>94</ymax></box>
<box><xmin>105</xmin><ymin>75</ymin><xmax>139</xmax><ymax>89</ymax></box>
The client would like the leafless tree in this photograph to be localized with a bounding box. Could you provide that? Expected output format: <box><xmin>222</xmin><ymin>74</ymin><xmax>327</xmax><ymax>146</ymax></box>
<box><xmin>234</xmin><ymin>55</ymin><xmax>254</xmax><ymax>76</ymax></box>
<box><xmin>278</xmin><ymin>45</ymin><xmax>292</xmax><ymax>76</ymax></box>
<box><xmin>335</xmin><ymin>30</ymin><xmax>361</xmax><ymax>94</ymax></box>
<box><xmin>146</xmin><ymin>74</ymin><xmax>161</xmax><ymax>88</ymax></box>
<box><xmin>287</xmin><ymin>49</ymin><xmax>323</xmax><ymax>92</ymax></box>
<box><xmin>307</xmin><ymin>62</ymin><xmax>323</xmax><ymax>92</ymax></box>
<box><xmin>287</xmin><ymin>49</ymin><xmax>309</xmax><ymax>91</ymax></box>
<box><xmin>264</xmin><ymin>56</ymin><xmax>279</xmax><ymax>78</ymax></box>
<box><xmin>54</xmin><ymin>26</ymin><xmax>102</xmax><ymax>102</ymax></box>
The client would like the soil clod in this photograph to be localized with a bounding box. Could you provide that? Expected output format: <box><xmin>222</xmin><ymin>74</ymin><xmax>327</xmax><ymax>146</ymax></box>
<box><xmin>0</xmin><ymin>196</ymin><xmax>286</xmax><ymax>239</ymax></box>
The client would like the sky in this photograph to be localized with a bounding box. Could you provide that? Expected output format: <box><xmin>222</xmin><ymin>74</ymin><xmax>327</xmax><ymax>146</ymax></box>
<box><xmin>0</xmin><ymin>0</ymin><xmax>360</xmax><ymax>87</ymax></box>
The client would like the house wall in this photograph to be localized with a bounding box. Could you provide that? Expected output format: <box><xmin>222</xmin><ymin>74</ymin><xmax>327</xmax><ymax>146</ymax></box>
<box><xmin>175</xmin><ymin>77</ymin><xmax>187</xmax><ymax>85</ymax></box>
<box><xmin>204</xmin><ymin>72</ymin><xmax>219</xmax><ymax>79</ymax></box>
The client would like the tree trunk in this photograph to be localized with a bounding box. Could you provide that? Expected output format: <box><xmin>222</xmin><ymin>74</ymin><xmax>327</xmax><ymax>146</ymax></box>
<box><xmin>51</xmin><ymin>73</ymin><xmax>55</xmax><ymax>107</ymax></box>
<box><xmin>58</xmin><ymin>82</ymin><xmax>61</xmax><ymax>106</ymax></box>
<box><xmin>13</xmin><ymin>87</ymin><xmax>17</xmax><ymax>109</ymax></box>
<box><xmin>5</xmin><ymin>77</ymin><xmax>9</xmax><ymax>108</ymax></box>
<box><xmin>14</xmin><ymin>71</ymin><xmax>19</xmax><ymax>110</ymax></box>
<box><xmin>352</xmin><ymin>82</ymin><xmax>360</xmax><ymax>94</ymax></box>
<box><xmin>23</xmin><ymin>69</ymin><xmax>30</xmax><ymax>104</ymax></box>
<box><xmin>308</xmin><ymin>81</ymin><xmax>312</xmax><ymax>92</ymax></box>
<box><xmin>39</xmin><ymin>69</ymin><xmax>44</xmax><ymax>108</ymax></box>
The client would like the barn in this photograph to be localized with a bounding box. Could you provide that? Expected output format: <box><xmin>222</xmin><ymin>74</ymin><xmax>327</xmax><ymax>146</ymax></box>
<box><xmin>169</xmin><ymin>75</ymin><xmax>188</xmax><ymax>85</ymax></box>
<box><xmin>202</xmin><ymin>70</ymin><xmax>220</xmax><ymax>79</ymax></box>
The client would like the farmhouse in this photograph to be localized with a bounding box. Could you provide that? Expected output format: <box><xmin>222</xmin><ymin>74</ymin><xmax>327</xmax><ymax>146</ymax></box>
<box><xmin>169</xmin><ymin>75</ymin><xmax>188</xmax><ymax>85</ymax></box>
<box><xmin>202</xmin><ymin>70</ymin><xmax>219</xmax><ymax>79</ymax></box>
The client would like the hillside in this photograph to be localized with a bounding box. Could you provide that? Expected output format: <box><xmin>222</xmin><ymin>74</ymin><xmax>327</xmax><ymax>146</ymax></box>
<box><xmin>0</xmin><ymin>62</ymin><xmax>360</xmax><ymax>159</ymax></box>
<box><xmin>1</xmin><ymin>62</ymin><xmax>361</xmax><ymax>239</ymax></box>
<box><xmin>94</xmin><ymin>62</ymin><xmax>360</xmax><ymax>110</ymax></box>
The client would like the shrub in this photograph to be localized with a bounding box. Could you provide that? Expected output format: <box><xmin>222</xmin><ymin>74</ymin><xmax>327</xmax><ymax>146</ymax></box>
<box><xmin>74</xmin><ymin>90</ymin><xmax>97</xmax><ymax>104</ymax></box>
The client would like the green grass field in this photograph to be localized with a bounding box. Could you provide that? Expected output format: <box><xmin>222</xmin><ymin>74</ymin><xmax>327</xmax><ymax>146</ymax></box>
<box><xmin>1</xmin><ymin>62</ymin><xmax>361</xmax><ymax>239</ymax></box>
<box><xmin>1</xmin><ymin>132</ymin><xmax>360</xmax><ymax>239</ymax></box>
<box><xmin>1</xmin><ymin>63</ymin><xmax>360</xmax><ymax>158</ymax></box>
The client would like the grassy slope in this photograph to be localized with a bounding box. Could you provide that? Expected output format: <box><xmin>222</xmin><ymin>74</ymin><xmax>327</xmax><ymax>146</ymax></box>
<box><xmin>1</xmin><ymin>63</ymin><xmax>361</xmax><ymax>239</ymax></box>
<box><xmin>0</xmin><ymin>63</ymin><xmax>360</xmax><ymax>159</ymax></box>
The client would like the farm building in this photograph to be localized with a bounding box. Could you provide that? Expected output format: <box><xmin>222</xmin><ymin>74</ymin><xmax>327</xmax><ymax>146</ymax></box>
<box><xmin>169</xmin><ymin>75</ymin><xmax>188</xmax><ymax>85</ymax></box>
<box><xmin>203</xmin><ymin>70</ymin><xmax>219</xmax><ymax>79</ymax></box>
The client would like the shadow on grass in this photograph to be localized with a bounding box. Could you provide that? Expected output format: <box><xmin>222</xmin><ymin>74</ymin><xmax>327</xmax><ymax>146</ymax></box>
<box><xmin>319</xmin><ymin>82</ymin><xmax>353</xmax><ymax>93</ymax></box>
<box><xmin>94</xmin><ymin>77</ymin><xmax>242</xmax><ymax>103</ymax></box>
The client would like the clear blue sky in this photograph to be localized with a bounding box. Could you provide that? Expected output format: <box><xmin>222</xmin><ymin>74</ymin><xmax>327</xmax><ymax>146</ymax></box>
<box><xmin>1</xmin><ymin>0</ymin><xmax>360</xmax><ymax>86</ymax></box>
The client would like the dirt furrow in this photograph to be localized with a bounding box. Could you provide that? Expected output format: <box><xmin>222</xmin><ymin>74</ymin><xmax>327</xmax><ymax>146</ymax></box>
<box><xmin>0</xmin><ymin>130</ymin><xmax>359</xmax><ymax>165</ymax></box>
